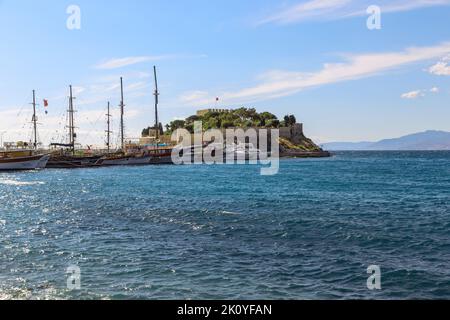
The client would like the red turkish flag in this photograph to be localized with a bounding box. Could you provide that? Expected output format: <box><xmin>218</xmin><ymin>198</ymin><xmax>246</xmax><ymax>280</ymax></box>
<box><xmin>43</xmin><ymin>99</ymin><xmax>49</xmax><ymax>107</ymax></box>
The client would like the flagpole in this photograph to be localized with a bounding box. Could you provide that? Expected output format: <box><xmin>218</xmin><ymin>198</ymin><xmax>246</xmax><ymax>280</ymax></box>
<box><xmin>32</xmin><ymin>90</ymin><xmax>37</xmax><ymax>150</ymax></box>
<box><xmin>68</xmin><ymin>85</ymin><xmax>76</xmax><ymax>155</ymax></box>
<box><xmin>106</xmin><ymin>101</ymin><xmax>112</xmax><ymax>153</ymax></box>
<box><xmin>153</xmin><ymin>66</ymin><xmax>159</xmax><ymax>142</ymax></box>
<box><xmin>120</xmin><ymin>77</ymin><xmax>125</xmax><ymax>151</ymax></box>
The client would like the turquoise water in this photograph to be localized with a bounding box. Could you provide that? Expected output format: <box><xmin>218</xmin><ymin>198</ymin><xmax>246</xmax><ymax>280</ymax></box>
<box><xmin>0</xmin><ymin>151</ymin><xmax>449</xmax><ymax>300</ymax></box>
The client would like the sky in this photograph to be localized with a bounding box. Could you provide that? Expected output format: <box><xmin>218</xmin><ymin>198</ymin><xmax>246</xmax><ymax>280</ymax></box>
<box><xmin>0</xmin><ymin>0</ymin><xmax>450</xmax><ymax>147</ymax></box>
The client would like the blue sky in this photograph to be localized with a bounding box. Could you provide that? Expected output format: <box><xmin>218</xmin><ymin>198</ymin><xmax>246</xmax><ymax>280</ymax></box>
<box><xmin>0</xmin><ymin>0</ymin><xmax>449</xmax><ymax>147</ymax></box>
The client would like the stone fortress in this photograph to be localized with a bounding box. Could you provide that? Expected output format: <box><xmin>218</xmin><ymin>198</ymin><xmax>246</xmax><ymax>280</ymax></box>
<box><xmin>140</xmin><ymin>108</ymin><xmax>330</xmax><ymax>157</ymax></box>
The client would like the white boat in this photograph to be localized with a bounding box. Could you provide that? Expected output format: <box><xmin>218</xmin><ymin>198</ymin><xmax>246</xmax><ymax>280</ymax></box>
<box><xmin>224</xmin><ymin>143</ymin><xmax>261</xmax><ymax>160</ymax></box>
<box><xmin>0</xmin><ymin>151</ymin><xmax>50</xmax><ymax>171</ymax></box>
<box><xmin>0</xmin><ymin>90</ymin><xmax>50</xmax><ymax>171</ymax></box>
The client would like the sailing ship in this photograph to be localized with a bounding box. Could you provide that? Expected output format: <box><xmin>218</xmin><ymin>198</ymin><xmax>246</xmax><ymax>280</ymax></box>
<box><xmin>46</xmin><ymin>85</ymin><xmax>102</xmax><ymax>168</ymax></box>
<box><xmin>146</xmin><ymin>66</ymin><xmax>175</xmax><ymax>165</ymax></box>
<box><xmin>95</xmin><ymin>77</ymin><xmax>152</xmax><ymax>166</ymax></box>
<box><xmin>0</xmin><ymin>90</ymin><xmax>50</xmax><ymax>171</ymax></box>
<box><xmin>96</xmin><ymin>68</ymin><xmax>174</xmax><ymax>166</ymax></box>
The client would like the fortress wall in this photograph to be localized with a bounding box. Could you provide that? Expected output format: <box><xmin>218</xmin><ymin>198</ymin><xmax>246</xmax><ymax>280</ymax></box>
<box><xmin>278</xmin><ymin>124</ymin><xmax>304</xmax><ymax>140</ymax></box>
<box><xmin>223</xmin><ymin>124</ymin><xmax>304</xmax><ymax>141</ymax></box>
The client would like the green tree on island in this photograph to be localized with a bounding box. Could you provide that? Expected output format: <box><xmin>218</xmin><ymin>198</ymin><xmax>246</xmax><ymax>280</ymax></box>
<box><xmin>162</xmin><ymin>108</ymin><xmax>297</xmax><ymax>135</ymax></box>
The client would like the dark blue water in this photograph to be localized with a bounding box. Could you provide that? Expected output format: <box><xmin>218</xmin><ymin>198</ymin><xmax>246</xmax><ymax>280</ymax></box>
<box><xmin>1</xmin><ymin>151</ymin><xmax>449</xmax><ymax>300</ymax></box>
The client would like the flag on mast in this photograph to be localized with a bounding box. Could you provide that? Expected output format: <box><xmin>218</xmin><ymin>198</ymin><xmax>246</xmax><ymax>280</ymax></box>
<box><xmin>43</xmin><ymin>99</ymin><xmax>49</xmax><ymax>114</ymax></box>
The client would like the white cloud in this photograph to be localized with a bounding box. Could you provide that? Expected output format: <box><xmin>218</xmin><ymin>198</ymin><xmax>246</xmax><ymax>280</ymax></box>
<box><xmin>180</xmin><ymin>91</ymin><xmax>211</xmax><ymax>104</ymax></box>
<box><xmin>72</xmin><ymin>86</ymin><xmax>86</xmax><ymax>95</ymax></box>
<box><xmin>126</xmin><ymin>81</ymin><xmax>149</xmax><ymax>92</ymax></box>
<box><xmin>94</xmin><ymin>71</ymin><xmax>151</xmax><ymax>83</ymax></box>
<box><xmin>258</xmin><ymin>0</ymin><xmax>450</xmax><ymax>25</ymax></box>
<box><xmin>95</xmin><ymin>54</ymin><xmax>207</xmax><ymax>70</ymax></box>
<box><xmin>95</xmin><ymin>56</ymin><xmax>171</xmax><ymax>70</ymax></box>
<box><xmin>180</xmin><ymin>42</ymin><xmax>450</xmax><ymax>106</ymax></box>
<box><xmin>259</xmin><ymin>0</ymin><xmax>352</xmax><ymax>24</ymax></box>
<box><xmin>401</xmin><ymin>90</ymin><xmax>423</xmax><ymax>99</ymax></box>
<box><xmin>428</xmin><ymin>60</ymin><xmax>450</xmax><ymax>75</ymax></box>
<box><xmin>430</xmin><ymin>87</ymin><xmax>440</xmax><ymax>93</ymax></box>
<box><xmin>401</xmin><ymin>87</ymin><xmax>440</xmax><ymax>99</ymax></box>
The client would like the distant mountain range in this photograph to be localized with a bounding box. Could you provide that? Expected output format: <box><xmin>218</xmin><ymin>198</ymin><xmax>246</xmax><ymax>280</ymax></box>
<box><xmin>323</xmin><ymin>130</ymin><xmax>450</xmax><ymax>151</ymax></box>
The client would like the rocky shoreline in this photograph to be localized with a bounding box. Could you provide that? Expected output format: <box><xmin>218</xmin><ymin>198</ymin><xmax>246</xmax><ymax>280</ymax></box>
<box><xmin>280</xmin><ymin>150</ymin><xmax>332</xmax><ymax>158</ymax></box>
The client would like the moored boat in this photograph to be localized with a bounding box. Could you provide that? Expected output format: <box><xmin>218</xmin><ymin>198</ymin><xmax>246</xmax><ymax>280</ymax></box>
<box><xmin>95</xmin><ymin>152</ymin><xmax>152</xmax><ymax>166</ymax></box>
<box><xmin>0</xmin><ymin>90</ymin><xmax>50</xmax><ymax>171</ymax></box>
<box><xmin>46</xmin><ymin>153</ymin><xmax>102</xmax><ymax>169</ymax></box>
<box><xmin>95</xmin><ymin>72</ymin><xmax>174</xmax><ymax>167</ymax></box>
<box><xmin>45</xmin><ymin>86</ymin><xmax>106</xmax><ymax>169</ymax></box>
<box><xmin>148</xmin><ymin>147</ymin><xmax>174</xmax><ymax>164</ymax></box>
<box><xmin>37</xmin><ymin>154</ymin><xmax>51</xmax><ymax>169</ymax></box>
<box><xmin>0</xmin><ymin>151</ymin><xmax>50</xmax><ymax>171</ymax></box>
<box><xmin>136</xmin><ymin>67</ymin><xmax>175</xmax><ymax>165</ymax></box>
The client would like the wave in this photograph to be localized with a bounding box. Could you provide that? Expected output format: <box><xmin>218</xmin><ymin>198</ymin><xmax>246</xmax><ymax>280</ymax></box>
<box><xmin>0</xmin><ymin>180</ymin><xmax>45</xmax><ymax>186</ymax></box>
<box><xmin>0</xmin><ymin>285</ymin><xmax>58</xmax><ymax>301</ymax></box>
<box><xmin>220</xmin><ymin>210</ymin><xmax>242</xmax><ymax>216</ymax></box>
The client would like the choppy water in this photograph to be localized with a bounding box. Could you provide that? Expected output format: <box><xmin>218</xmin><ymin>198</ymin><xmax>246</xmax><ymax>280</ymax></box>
<box><xmin>0</xmin><ymin>151</ymin><xmax>449</xmax><ymax>300</ymax></box>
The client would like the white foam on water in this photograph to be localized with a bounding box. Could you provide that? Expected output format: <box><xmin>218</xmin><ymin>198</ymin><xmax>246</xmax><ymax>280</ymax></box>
<box><xmin>0</xmin><ymin>179</ymin><xmax>45</xmax><ymax>186</ymax></box>
<box><xmin>221</xmin><ymin>210</ymin><xmax>242</xmax><ymax>216</ymax></box>
<box><xmin>0</xmin><ymin>292</ymin><xmax>14</xmax><ymax>300</ymax></box>
<box><xmin>0</xmin><ymin>285</ymin><xmax>64</xmax><ymax>301</ymax></box>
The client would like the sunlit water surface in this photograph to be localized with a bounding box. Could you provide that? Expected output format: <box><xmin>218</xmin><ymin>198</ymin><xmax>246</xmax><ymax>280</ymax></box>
<box><xmin>0</xmin><ymin>151</ymin><xmax>449</xmax><ymax>299</ymax></box>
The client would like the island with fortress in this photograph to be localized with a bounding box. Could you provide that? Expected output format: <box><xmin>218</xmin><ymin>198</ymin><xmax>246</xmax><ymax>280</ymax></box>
<box><xmin>141</xmin><ymin>108</ymin><xmax>331</xmax><ymax>158</ymax></box>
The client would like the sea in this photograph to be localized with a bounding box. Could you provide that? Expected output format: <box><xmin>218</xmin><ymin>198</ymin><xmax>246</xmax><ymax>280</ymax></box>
<box><xmin>0</xmin><ymin>151</ymin><xmax>449</xmax><ymax>300</ymax></box>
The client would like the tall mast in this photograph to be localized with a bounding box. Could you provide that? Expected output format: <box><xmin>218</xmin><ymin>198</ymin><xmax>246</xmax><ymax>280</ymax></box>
<box><xmin>120</xmin><ymin>77</ymin><xmax>125</xmax><ymax>150</ymax></box>
<box><xmin>153</xmin><ymin>66</ymin><xmax>160</xmax><ymax>141</ymax></box>
<box><xmin>106</xmin><ymin>101</ymin><xmax>112</xmax><ymax>152</ymax></box>
<box><xmin>68</xmin><ymin>85</ymin><xmax>76</xmax><ymax>155</ymax></box>
<box><xmin>32</xmin><ymin>90</ymin><xmax>38</xmax><ymax>150</ymax></box>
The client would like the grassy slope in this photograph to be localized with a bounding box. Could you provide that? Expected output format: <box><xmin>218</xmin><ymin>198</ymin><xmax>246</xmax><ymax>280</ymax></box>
<box><xmin>279</xmin><ymin>135</ymin><xmax>323</xmax><ymax>152</ymax></box>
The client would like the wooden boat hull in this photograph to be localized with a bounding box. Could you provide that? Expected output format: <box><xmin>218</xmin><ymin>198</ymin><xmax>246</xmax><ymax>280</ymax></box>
<box><xmin>0</xmin><ymin>154</ymin><xmax>50</xmax><ymax>171</ymax></box>
<box><xmin>46</xmin><ymin>155</ymin><xmax>102</xmax><ymax>169</ymax></box>
<box><xmin>96</xmin><ymin>154</ymin><xmax>153</xmax><ymax>166</ymax></box>
<box><xmin>149</xmin><ymin>153</ymin><xmax>174</xmax><ymax>165</ymax></box>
